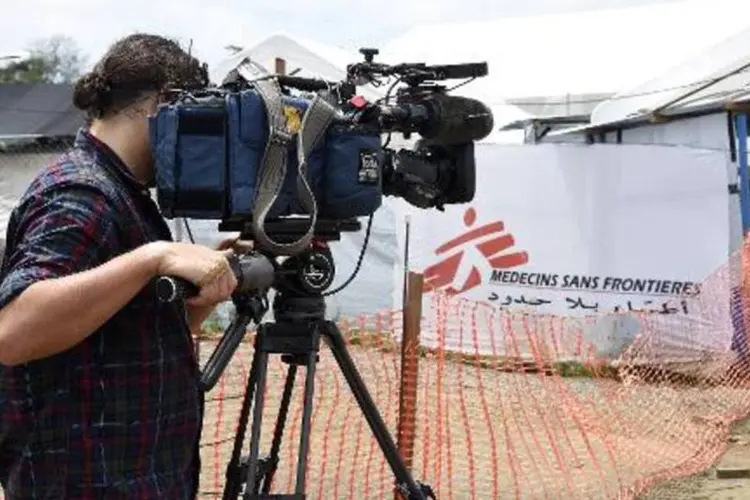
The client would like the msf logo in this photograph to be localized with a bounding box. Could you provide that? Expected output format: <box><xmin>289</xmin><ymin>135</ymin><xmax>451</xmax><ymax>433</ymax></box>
<box><xmin>423</xmin><ymin>207</ymin><xmax>529</xmax><ymax>295</ymax></box>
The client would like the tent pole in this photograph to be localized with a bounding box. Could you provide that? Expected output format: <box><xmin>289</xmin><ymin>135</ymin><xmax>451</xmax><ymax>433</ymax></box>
<box><xmin>734</xmin><ymin>112</ymin><xmax>750</xmax><ymax>375</ymax></box>
<box><xmin>735</xmin><ymin>113</ymin><xmax>750</xmax><ymax>235</ymax></box>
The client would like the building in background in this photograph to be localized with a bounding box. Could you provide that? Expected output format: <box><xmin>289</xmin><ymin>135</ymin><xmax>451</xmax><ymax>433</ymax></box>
<box><xmin>0</xmin><ymin>82</ymin><xmax>81</xmax><ymax>234</ymax></box>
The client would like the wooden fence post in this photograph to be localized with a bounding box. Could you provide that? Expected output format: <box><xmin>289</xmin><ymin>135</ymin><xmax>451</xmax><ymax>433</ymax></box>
<box><xmin>395</xmin><ymin>272</ymin><xmax>424</xmax><ymax>499</ymax></box>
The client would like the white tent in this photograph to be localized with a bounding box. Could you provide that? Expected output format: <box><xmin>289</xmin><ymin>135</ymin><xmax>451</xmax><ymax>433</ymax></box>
<box><xmin>380</xmin><ymin>0</ymin><xmax>750</xmax><ymax>105</ymax></box>
<box><xmin>521</xmin><ymin>42</ymin><xmax>750</xmax><ymax>367</ymax></box>
<box><xmin>212</xmin><ymin>32</ymin><xmax>383</xmax><ymax>103</ymax></box>
<box><xmin>485</xmin><ymin>103</ymin><xmax>533</xmax><ymax>144</ymax></box>
<box><xmin>533</xmin><ymin>30</ymin><xmax>750</xmax><ymax>258</ymax></box>
<box><xmin>588</xmin><ymin>25</ymin><xmax>750</xmax><ymax>126</ymax></box>
<box><xmin>216</xmin><ymin>32</ymin><xmax>532</xmax><ymax>144</ymax></box>
<box><xmin>227</xmin><ymin>33</ymin><xmax>354</xmax><ymax>79</ymax></box>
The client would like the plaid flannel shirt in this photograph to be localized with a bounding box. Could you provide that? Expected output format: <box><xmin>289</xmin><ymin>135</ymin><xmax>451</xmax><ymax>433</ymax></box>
<box><xmin>0</xmin><ymin>129</ymin><xmax>204</xmax><ymax>499</ymax></box>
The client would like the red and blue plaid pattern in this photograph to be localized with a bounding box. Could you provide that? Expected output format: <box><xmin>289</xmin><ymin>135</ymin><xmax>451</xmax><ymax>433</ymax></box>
<box><xmin>0</xmin><ymin>130</ymin><xmax>204</xmax><ymax>499</ymax></box>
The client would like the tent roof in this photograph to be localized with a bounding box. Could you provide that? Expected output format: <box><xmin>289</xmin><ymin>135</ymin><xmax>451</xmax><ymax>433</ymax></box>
<box><xmin>542</xmin><ymin>23</ymin><xmax>750</xmax><ymax>137</ymax></box>
<box><xmin>224</xmin><ymin>32</ymin><xmax>356</xmax><ymax>81</ymax></box>
<box><xmin>215</xmin><ymin>32</ymin><xmax>530</xmax><ymax>140</ymax></box>
<box><xmin>588</xmin><ymin>24</ymin><xmax>750</xmax><ymax>126</ymax></box>
<box><xmin>380</xmin><ymin>0</ymin><xmax>750</xmax><ymax>103</ymax></box>
<box><xmin>0</xmin><ymin>83</ymin><xmax>81</xmax><ymax>138</ymax></box>
<box><xmin>212</xmin><ymin>32</ymin><xmax>384</xmax><ymax>102</ymax></box>
<box><xmin>483</xmin><ymin>103</ymin><xmax>532</xmax><ymax>143</ymax></box>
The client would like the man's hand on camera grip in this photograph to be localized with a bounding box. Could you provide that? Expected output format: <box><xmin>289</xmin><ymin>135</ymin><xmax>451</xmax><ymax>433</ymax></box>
<box><xmin>150</xmin><ymin>241</ymin><xmax>238</xmax><ymax>307</ymax></box>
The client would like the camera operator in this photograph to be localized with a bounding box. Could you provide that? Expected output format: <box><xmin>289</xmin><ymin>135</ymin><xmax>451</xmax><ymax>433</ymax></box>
<box><xmin>0</xmin><ymin>34</ymin><xmax>237</xmax><ymax>499</ymax></box>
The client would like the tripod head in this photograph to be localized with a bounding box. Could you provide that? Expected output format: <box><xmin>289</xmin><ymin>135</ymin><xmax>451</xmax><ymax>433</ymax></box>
<box><xmin>156</xmin><ymin>217</ymin><xmax>360</xmax><ymax>306</ymax></box>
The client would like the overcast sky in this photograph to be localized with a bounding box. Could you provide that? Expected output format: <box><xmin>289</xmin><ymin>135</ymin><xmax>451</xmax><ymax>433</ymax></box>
<box><xmin>0</xmin><ymin>0</ymin><xmax>680</xmax><ymax>71</ymax></box>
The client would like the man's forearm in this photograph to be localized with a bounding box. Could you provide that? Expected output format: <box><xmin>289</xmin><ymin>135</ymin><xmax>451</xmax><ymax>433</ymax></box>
<box><xmin>0</xmin><ymin>244</ymin><xmax>162</xmax><ymax>366</ymax></box>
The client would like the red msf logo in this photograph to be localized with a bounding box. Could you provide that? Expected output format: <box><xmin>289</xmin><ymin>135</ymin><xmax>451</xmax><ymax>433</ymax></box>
<box><xmin>423</xmin><ymin>207</ymin><xmax>529</xmax><ymax>295</ymax></box>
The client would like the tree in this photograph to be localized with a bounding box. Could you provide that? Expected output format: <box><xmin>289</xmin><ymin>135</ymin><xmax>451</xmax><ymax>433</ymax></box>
<box><xmin>0</xmin><ymin>35</ymin><xmax>87</xmax><ymax>84</ymax></box>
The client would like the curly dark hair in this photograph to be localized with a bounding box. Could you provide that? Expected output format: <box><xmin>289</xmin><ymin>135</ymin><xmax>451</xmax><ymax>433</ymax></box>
<box><xmin>72</xmin><ymin>33</ymin><xmax>208</xmax><ymax>121</ymax></box>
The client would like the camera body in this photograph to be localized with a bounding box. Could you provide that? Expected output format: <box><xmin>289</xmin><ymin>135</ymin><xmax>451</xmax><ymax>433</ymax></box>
<box><xmin>150</xmin><ymin>89</ymin><xmax>383</xmax><ymax>221</ymax></box>
<box><xmin>148</xmin><ymin>50</ymin><xmax>493</xmax><ymax>254</ymax></box>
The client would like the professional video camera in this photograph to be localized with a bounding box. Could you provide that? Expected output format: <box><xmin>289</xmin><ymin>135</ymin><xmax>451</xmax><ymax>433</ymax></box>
<box><xmin>150</xmin><ymin>48</ymin><xmax>494</xmax><ymax>500</ymax></box>
<box><xmin>149</xmin><ymin>47</ymin><xmax>493</xmax><ymax>255</ymax></box>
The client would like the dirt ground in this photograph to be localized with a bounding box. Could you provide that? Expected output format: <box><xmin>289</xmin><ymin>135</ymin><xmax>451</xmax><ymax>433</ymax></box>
<box><xmin>639</xmin><ymin>418</ymin><xmax>750</xmax><ymax>499</ymax></box>
<box><xmin>196</xmin><ymin>340</ymin><xmax>750</xmax><ymax>499</ymax></box>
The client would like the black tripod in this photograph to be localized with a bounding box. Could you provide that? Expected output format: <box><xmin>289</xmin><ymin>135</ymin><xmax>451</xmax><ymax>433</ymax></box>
<box><xmin>165</xmin><ymin>232</ymin><xmax>435</xmax><ymax>500</ymax></box>
<box><xmin>220</xmin><ymin>293</ymin><xmax>433</xmax><ymax>499</ymax></box>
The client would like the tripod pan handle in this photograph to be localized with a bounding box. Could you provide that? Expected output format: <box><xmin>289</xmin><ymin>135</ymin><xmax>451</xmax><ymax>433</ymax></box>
<box><xmin>155</xmin><ymin>276</ymin><xmax>200</xmax><ymax>303</ymax></box>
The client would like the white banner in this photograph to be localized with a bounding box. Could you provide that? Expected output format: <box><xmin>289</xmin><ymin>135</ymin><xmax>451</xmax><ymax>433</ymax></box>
<box><xmin>393</xmin><ymin>143</ymin><xmax>731</xmax><ymax>353</ymax></box>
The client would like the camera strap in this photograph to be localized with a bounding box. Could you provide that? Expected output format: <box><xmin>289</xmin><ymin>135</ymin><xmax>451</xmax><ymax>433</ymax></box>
<box><xmin>236</xmin><ymin>59</ymin><xmax>336</xmax><ymax>255</ymax></box>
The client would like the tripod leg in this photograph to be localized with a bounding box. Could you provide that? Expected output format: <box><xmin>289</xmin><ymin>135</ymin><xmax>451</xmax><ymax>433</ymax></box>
<box><xmin>294</xmin><ymin>342</ymin><xmax>319</xmax><ymax>494</ymax></box>
<box><xmin>242</xmin><ymin>348</ymin><xmax>270</xmax><ymax>500</ymax></box>
<box><xmin>222</xmin><ymin>340</ymin><xmax>262</xmax><ymax>500</ymax></box>
<box><xmin>322</xmin><ymin>322</ymin><xmax>428</xmax><ymax>500</ymax></box>
<box><xmin>259</xmin><ymin>362</ymin><xmax>298</xmax><ymax>494</ymax></box>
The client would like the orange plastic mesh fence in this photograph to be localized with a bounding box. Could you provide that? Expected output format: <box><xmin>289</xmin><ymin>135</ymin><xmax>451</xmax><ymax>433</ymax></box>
<box><xmin>189</xmin><ymin>243</ymin><xmax>750</xmax><ymax>499</ymax></box>
<box><xmin>3</xmin><ymin>246</ymin><xmax>750</xmax><ymax>499</ymax></box>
